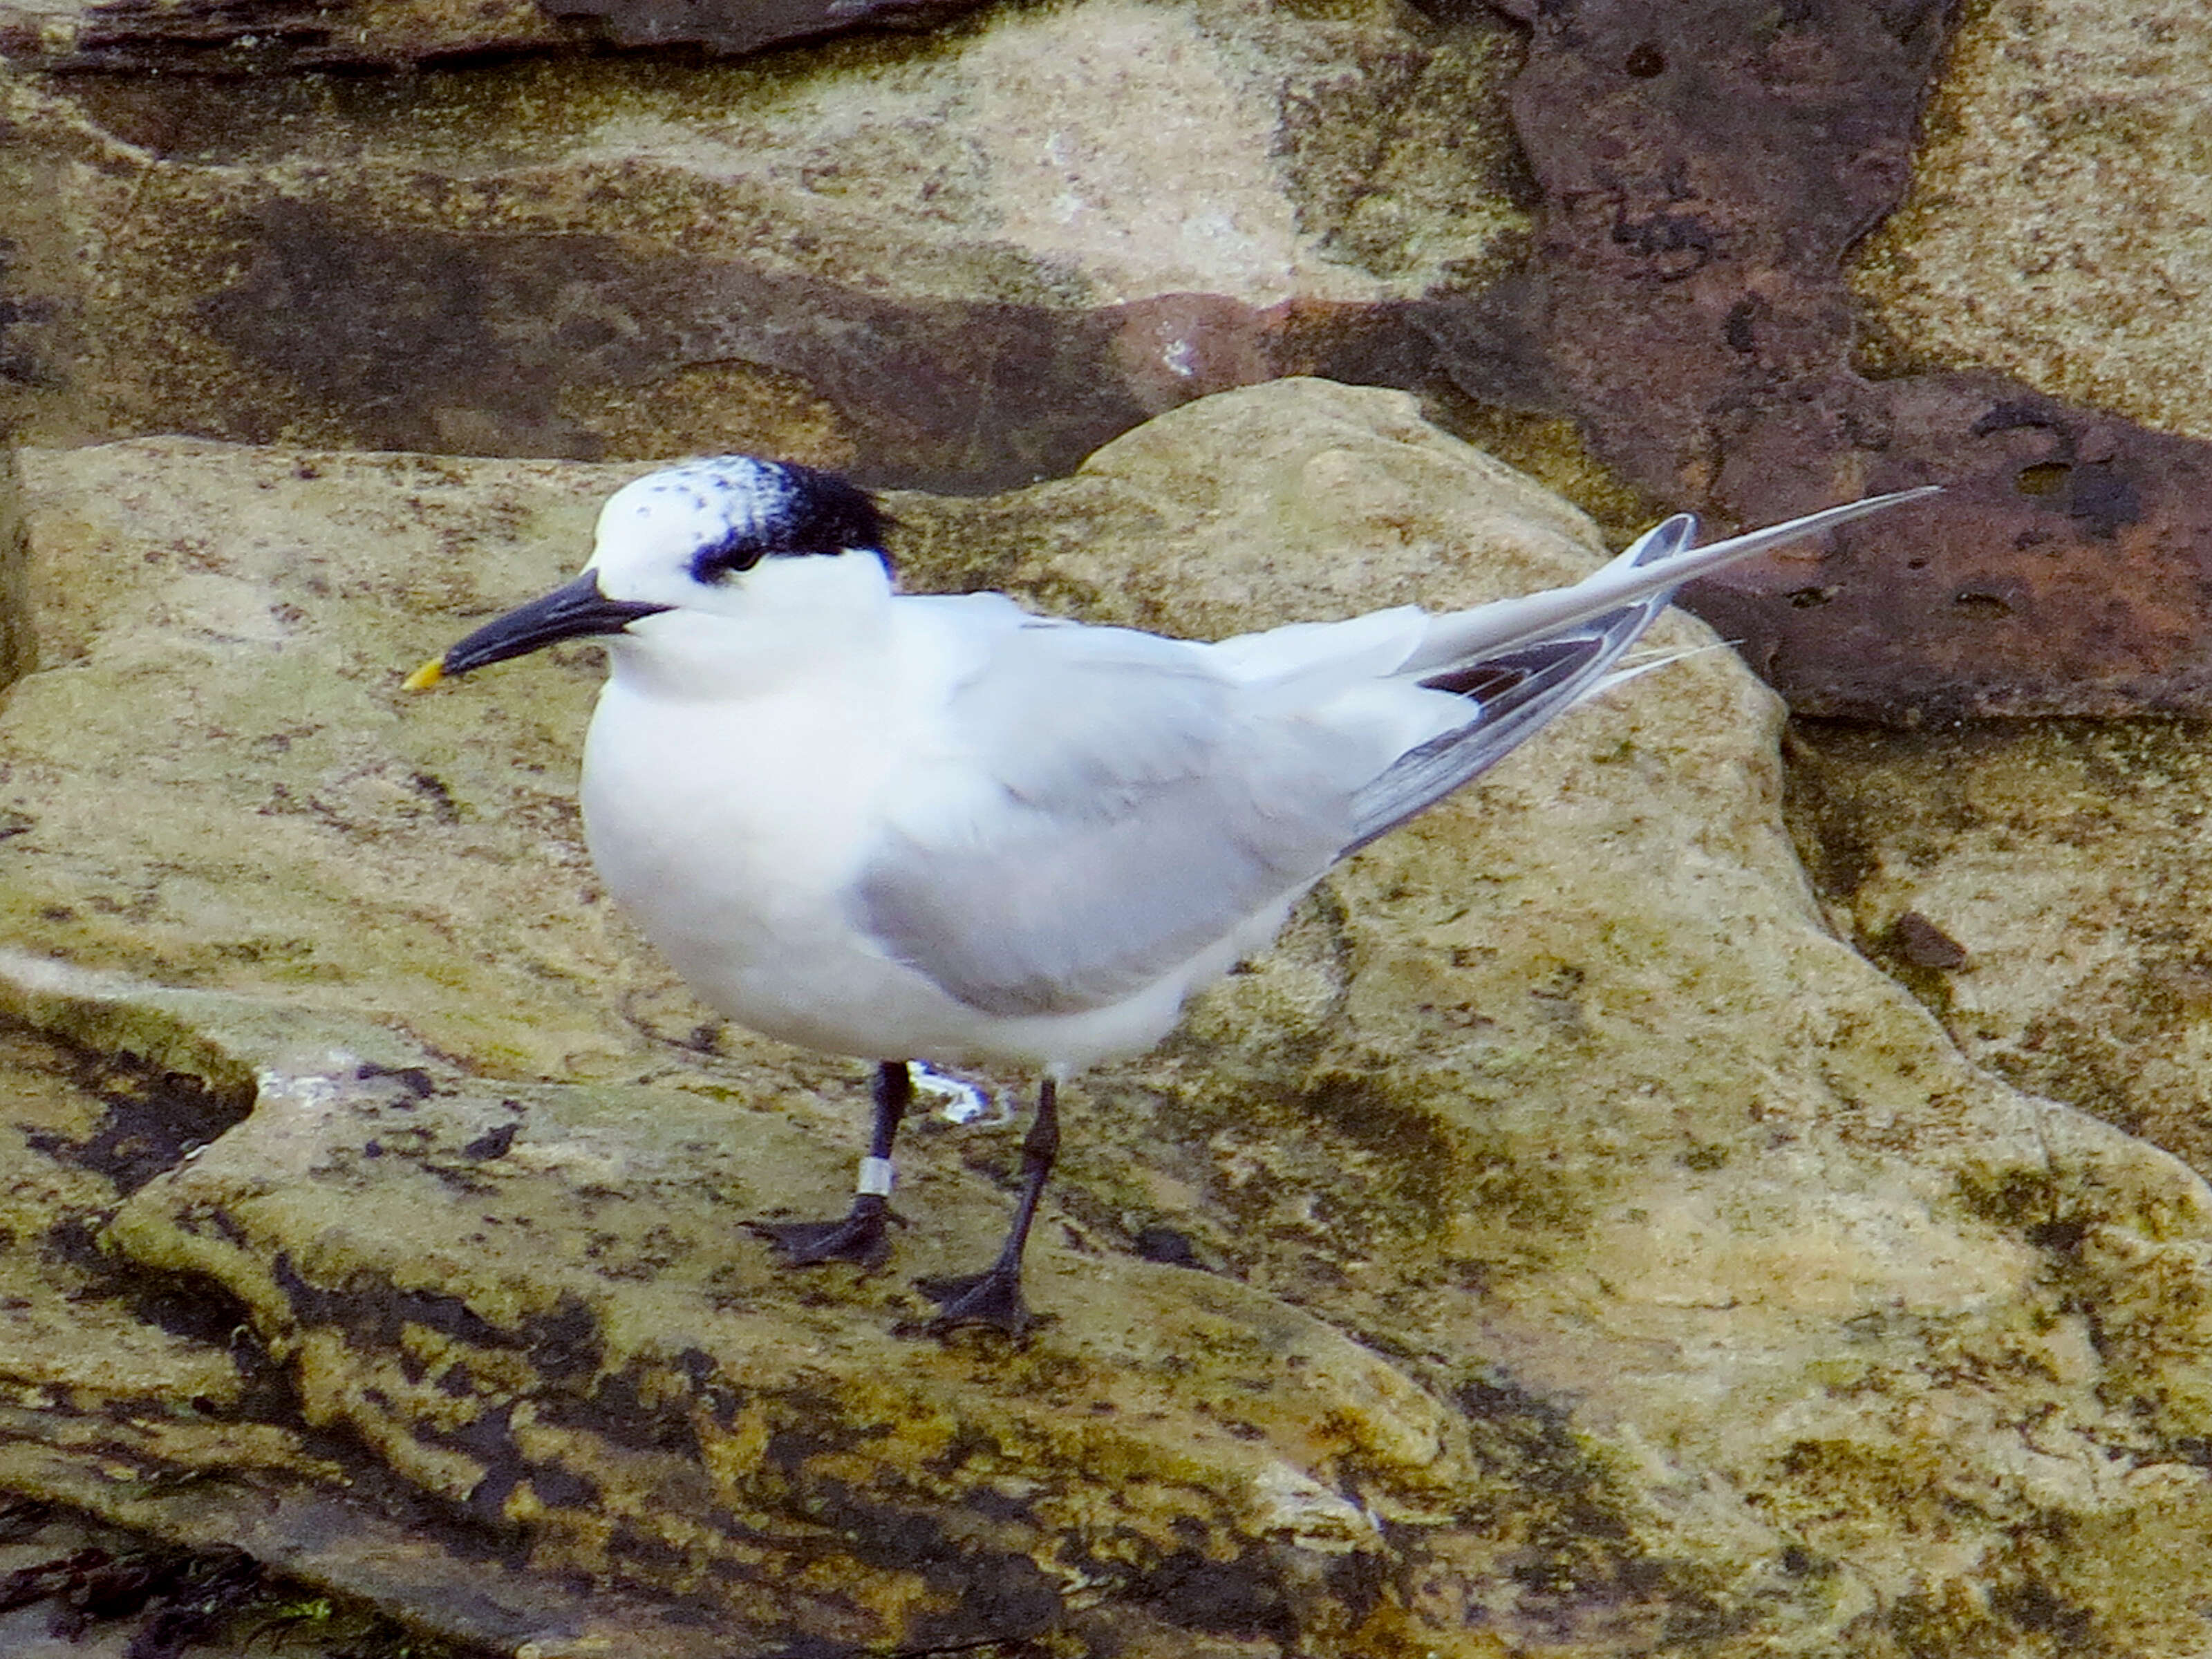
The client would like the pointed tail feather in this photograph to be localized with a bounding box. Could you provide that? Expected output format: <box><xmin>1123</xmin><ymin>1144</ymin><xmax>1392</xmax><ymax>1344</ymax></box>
<box><xmin>1409</xmin><ymin>485</ymin><xmax>1940</xmax><ymax>669</ymax></box>
<box><xmin>1346</xmin><ymin>485</ymin><xmax>1941</xmax><ymax>852</ymax></box>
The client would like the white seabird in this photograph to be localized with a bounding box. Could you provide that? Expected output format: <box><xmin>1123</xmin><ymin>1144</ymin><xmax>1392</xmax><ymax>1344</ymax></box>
<box><xmin>409</xmin><ymin>456</ymin><xmax>1938</xmax><ymax>1333</ymax></box>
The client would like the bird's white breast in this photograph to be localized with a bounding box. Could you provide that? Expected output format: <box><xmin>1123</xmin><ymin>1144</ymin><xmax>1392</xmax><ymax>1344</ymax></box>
<box><xmin>579</xmin><ymin>614</ymin><xmax>945</xmax><ymax>1054</ymax></box>
<box><xmin>576</xmin><ymin>594</ymin><xmax>1291</xmax><ymax>1071</ymax></box>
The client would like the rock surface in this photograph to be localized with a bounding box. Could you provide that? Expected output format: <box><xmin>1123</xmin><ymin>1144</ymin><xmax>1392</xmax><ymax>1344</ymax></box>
<box><xmin>16</xmin><ymin>0</ymin><xmax>2212</xmax><ymax>715</ymax></box>
<box><xmin>0</xmin><ymin>446</ymin><xmax>30</xmax><ymax>691</ymax></box>
<box><xmin>0</xmin><ymin>0</ymin><xmax>1527</xmax><ymax>488</ymax></box>
<box><xmin>0</xmin><ymin>0</ymin><xmax>987</xmax><ymax>73</ymax></box>
<box><xmin>0</xmin><ymin>0</ymin><xmax>577</xmax><ymax>73</ymax></box>
<box><xmin>1444</xmin><ymin>0</ymin><xmax>2212</xmax><ymax>722</ymax></box>
<box><xmin>0</xmin><ymin>1492</ymin><xmax>468</xmax><ymax>1656</ymax></box>
<box><xmin>1789</xmin><ymin>716</ymin><xmax>2212</xmax><ymax>1197</ymax></box>
<box><xmin>1851</xmin><ymin>0</ymin><xmax>2212</xmax><ymax>447</ymax></box>
<box><xmin>8</xmin><ymin>380</ymin><xmax>2212</xmax><ymax>1652</ymax></box>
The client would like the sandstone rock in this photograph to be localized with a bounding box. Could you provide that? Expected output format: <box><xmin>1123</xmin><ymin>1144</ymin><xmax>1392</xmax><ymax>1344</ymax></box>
<box><xmin>0</xmin><ymin>0</ymin><xmax>1528</xmax><ymax>488</ymax></box>
<box><xmin>0</xmin><ymin>1024</ymin><xmax>465</xmax><ymax>1658</ymax></box>
<box><xmin>1788</xmin><ymin>716</ymin><xmax>2212</xmax><ymax>1190</ymax></box>
<box><xmin>1850</xmin><ymin>1</ymin><xmax>2212</xmax><ymax>448</ymax></box>
<box><xmin>6</xmin><ymin>380</ymin><xmax>2212</xmax><ymax>1651</ymax></box>
<box><xmin>0</xmin><ymin>442</ymin><xmax>709</xmax><ymax>1081</ymax></box>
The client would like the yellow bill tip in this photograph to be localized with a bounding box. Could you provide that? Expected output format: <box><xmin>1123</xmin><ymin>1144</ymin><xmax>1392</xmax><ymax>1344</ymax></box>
<box><xmin>402</xmin><ymin>657</ymin><xmax>447</xmax><ymax>692</ymax></box>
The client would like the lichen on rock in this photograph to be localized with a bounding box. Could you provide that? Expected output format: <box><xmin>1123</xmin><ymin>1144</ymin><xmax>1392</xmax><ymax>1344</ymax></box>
<box><xmin>6</xmin><ymin>381</ymin><xmax>2212</xmax><ymax>1652</ymax></box>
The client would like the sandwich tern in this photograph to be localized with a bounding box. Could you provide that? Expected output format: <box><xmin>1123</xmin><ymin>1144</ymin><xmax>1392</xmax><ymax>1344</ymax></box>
<box><xmin>407</xmin><ymin>458</ymin><xmax>1937</xmax><ymax>1333</ymax></box>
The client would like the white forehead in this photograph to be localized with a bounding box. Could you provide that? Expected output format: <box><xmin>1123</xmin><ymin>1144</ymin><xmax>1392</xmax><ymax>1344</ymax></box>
<box><xmin>594</xmin><ymin>458</ymin><xmax>794</xmax><ymax>556</ymax></box>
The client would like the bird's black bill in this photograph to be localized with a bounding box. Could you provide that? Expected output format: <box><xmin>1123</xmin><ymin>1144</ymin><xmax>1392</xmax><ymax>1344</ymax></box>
<box><xmin>430</xmin><ymin>573</ymin><xmax>671</xmax><ymax>682</ymax></box>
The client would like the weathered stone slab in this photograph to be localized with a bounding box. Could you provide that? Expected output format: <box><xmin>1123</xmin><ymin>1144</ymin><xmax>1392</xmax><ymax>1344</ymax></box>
<box><xmin>0</xmin><ymin>0</ymin><xmax>576</xmax><ymax>73</ymax></box>
<box><xmin>6</xmin><ymin>381</ymin><xmax>2212</xmax><ymax>1651</ymax></box>
<box><xmin>538</xmin><ymin>0</ymin><xmax>991</xmax><ymax>60</ymax></box>
<box><xmin>0</xmin><ymin>0</ymin><xmax>1528</xmax><ymax>489</ymax></box>
<box><xmin>1789</xmin><ymin>716</ymin><xmax>2212</xmax><ymax>1192</ymax></box>
<box><xmin>0</xmin><ymin>442</ymin><xmax>693</xmax><ymax>1080</ymax></box>
<box><xmin>1851</xmin><ymin>0</ymin><xmax>2212</xmax><ymax>449</ymax></box>
<box><xmin>0</xmin><ymin>0</ymin><xmax>988</xmax><ymax>72</ymax></box>
<box><xmin>1687</xmin><ymin>374</ymin><xmax>2212</xmax><ymax>721</ymax></box>
<box><xmin>1441</xmin><ymin>0</ymin><xmax>2212</xmax><ymax>721</ymax></box>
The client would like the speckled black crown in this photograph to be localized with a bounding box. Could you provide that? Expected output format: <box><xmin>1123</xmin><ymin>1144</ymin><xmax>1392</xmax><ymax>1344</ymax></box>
<box><xmin>689</xmin><ymin>460</ymin><xmax>890</xmax><ymax>584</ymax></box>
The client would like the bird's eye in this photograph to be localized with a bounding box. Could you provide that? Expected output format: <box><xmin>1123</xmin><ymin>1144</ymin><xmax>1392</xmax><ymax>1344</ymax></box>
<box><xmin>690</xmin><ymin>534</ymin><xmax>765</xmax><ymax>584</ymax></box>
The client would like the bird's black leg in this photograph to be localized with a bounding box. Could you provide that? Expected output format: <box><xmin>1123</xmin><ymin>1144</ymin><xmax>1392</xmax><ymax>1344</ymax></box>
<box><xmin>751</xmin><ymin>1060</ymin><xmax>912</xmax><ymax>1269</ymax></box>
<box><xmin>917</xmin><ymin>1074</ymin><xmax>1060</xmax><ymax>1335</ymax></box>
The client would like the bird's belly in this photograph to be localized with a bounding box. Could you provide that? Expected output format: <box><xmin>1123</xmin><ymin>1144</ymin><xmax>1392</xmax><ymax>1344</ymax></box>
<box><xmin>574</xmin><ymin>677</ymin><xmax>1306</xmax><ymax>1070</ymax></box>
<box><xmin>599</xmin><ymin>836</ymin><xmax>1225</xmax><ymax>1068</ymax></box>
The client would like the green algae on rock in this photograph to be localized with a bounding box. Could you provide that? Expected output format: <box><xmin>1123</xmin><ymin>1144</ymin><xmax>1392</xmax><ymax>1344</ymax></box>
<box><xmin>8</xmin><ymin>382</ymin><xmax>2212</xmax><ymax>1651</ymax></box>
<box><xmin>1788</xmin><ymin>717</ymin><xmax>2212</xmax><ymax>1189</ymax></box>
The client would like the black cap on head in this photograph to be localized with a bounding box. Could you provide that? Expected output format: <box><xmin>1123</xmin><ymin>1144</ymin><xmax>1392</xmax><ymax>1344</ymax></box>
<box><xmin>686</xmin><ymin>460</ymin><xmax>890</xmax><ymax>584</ymax></box>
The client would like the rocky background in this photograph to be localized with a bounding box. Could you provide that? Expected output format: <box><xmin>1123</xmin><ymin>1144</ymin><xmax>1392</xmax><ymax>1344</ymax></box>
<box><xmin>6</xmin><ymin>1</ymin><xmax>2212</xmax><ymax>1655</ymax></box>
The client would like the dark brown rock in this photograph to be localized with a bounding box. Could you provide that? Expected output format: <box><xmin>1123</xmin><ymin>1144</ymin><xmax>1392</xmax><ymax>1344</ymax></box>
<box><xmin>1691</xmin><ymin>373</ymin><xmax>2212</xmax><ymax>719</ymax></box>
<box><xmin>536</xmin><ymin>0</ymin><xmax>986</xmax><ymax>58</ymax></box>
<box><xmin>0</xmin><ymin>0</ymin><xmax>577</xmax><ymax>72</ymax></box>
<box><xmin>1437</xmin><ymin>0</ymin><xmax>1948</xmax><ymax>493</ymax></box>
<box><xmin>1890</xmin><ymin>910</ymin><xmax>1966</xmax><ymax>971</ymax></box>
<box><xmin>195</xmin><ymin>197</ymin><xmax>1416</xmax><ymax>488</ymax></box>
<box><xmin>0</xmin><ymin>0</ymin><xmax>990</xmax><ymax>72</ymax></box>
<box><xmin>1442</xmin><ymin>0</ymin><xmax>2212</xmax><ymax>721</ymax></box>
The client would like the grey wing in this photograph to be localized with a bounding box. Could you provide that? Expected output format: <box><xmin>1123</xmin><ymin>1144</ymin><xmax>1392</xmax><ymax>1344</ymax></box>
<box><xmin>1344</xmin><ymin>516</ymin><xmax>1698</xmax><ymax>852</ymax></box>
<box><xmin>852</xmin><ymin>622</ymin><xmax>1371</xmax><ymax>1018</ymax></box>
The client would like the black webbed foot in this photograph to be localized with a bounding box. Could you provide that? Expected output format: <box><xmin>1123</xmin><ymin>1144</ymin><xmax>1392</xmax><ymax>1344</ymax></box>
<box><xmin>752</xmin><ymin>1062</ymin><xmax>914</xmax><ymax>1272</ymax></box>
<box><xmin>749</xmin><ymin>1196</ymin><xmax>896</xmax><ymax>1270</ymax></box>
<box><xmin>907</xmin><ymin>1074</ymin><xmax>1062</xmax><ymax>1339</ymax></box>
<box><xmin>913</xmin><ymin>1264</ymin><xmax>1035</xmax><ymax>1337</ymax></box>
